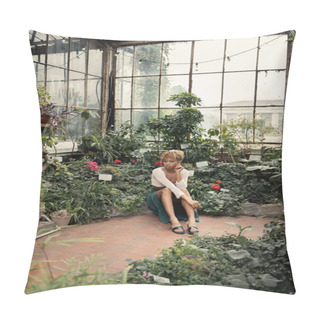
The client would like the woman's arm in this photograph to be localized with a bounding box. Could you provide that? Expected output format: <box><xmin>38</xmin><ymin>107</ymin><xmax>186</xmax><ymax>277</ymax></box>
<box><xmin>152</xmin><ymin>169</ymin><xmax>185</xmax><ymax>199</ymax></box>
<box><xmin>175</xmin><ymin>168</ymin><xmax>188</xmax><ymax>189</ymax></box>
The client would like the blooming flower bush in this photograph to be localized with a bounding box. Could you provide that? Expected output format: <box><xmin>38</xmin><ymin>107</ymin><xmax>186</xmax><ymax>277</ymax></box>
<box><xmin>86</xmin><ymin>161</ymin><xmax>100</xmax><ymax>171</ymax></box>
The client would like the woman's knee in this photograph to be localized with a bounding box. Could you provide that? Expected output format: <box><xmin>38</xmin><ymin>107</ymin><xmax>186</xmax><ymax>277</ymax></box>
<box><xmin>162</xmin><ymin>188</ymin><xmax>172</xmax><ymax>196</ymax></box>
<box><xmin>157</xmin><ymin>187</ymin><xmax>172</xmax><ymax>199</ymax></box>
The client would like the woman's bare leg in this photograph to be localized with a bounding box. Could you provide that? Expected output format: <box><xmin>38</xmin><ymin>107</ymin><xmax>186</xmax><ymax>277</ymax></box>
<box><xmin>156</xmin><ymin>188</ymin><xmax>181</xmax><ymax>228</ymax></box>
<box><xmin>180</xmin><ymin>189</ymin><xmax>197</xmax><ymax>227</ymax></box>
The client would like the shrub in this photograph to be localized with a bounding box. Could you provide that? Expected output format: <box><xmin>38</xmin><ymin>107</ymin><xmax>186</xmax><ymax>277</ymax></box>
<box><xmin>126</xmin><ymin>219</ymin><xmax>295</xmax><ymax>294</ymax></box>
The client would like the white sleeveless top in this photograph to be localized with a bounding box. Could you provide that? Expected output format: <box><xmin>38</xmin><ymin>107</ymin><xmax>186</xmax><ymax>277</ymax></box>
<box><xmin>151</xmin><ymin>167</ymin><xmax>189</xmax><ymax>199</ymax></box>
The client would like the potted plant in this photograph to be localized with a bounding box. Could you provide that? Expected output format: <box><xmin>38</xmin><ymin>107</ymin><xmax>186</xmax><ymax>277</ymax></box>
<box><xmin>50</xmin><ymin>210</ymin><xmax>73</xmax><ymax>227</ymax></box>
<box><xmin>49</xmin><ymin>200</ymin><xmax>84</xmax><ymax>226</ymax></box>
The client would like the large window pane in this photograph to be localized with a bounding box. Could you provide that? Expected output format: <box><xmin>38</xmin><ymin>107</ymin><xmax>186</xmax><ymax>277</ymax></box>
<box><xmin>47</xmin><ymin>35</ymin><xmax>68</xmax><ymax>68</ymax></box>
<box><xmin>66</xmin><ymin>113</ymin><xmax>83</xmax><ymax>139</ymax></box>
<box><xmin>258</xmin><ymin>34</ymin><xmax>287</xmax><ymax>70</ymax></box>
<box><xmin>70</xmin><ymin>38</ymin><xmax>87</xmax><ymax>73</ymax></box>
<box><xmin>115</xmin><ymin>110</ymin><xmax>131</xmax><ymax>130</ymax></box>
<box><xmin>222</xmin><ymin>107</ymin><xmax>253</xmax><ymax>124</ymax></box>
<box><xmin>132</xmin><ymin>109</ymin><xmax>158</xmax><ymax>126</ymax></box>
<box><xmin>225</xmin><ymin>37</ymin><xmax>258</xmax><ymax>71</ymax></box>
<box><xmin>115</xmin><ymin>78</ymin><xmax>132</xmax><ymax>109</ymax></box>
<box><xmin>192</xmin><ymin>74</ymin><xmax>222</xmax><ymax>107</ymax></box>
<box><xmin>159</xmin><ymin>108</ymin><xmax>178</xmax><ymax>117</ymax></box>
<box><xmin>116</xmin><ymin>46</ymin><xmax>134</xmax><ymax>77</ymax></box>
<box><xmin>68</xmin><ymin>71</ymin><xmax>85</xmax><ymax>108</ymax></box>
<box><xmin>222</xmin><ymin>107</ymin><xmax>254</xmax><ymax>143</ymax></box>
<box><xmin>88</xmin><ymin>40</ymin><xmax>103</xmax><ymax>76</ymax></box>
<box><xmin>199</xmin><ymin>108</ymin><xmax>220</xmax><ymax>132</ymax></box>
<box><xmin>161</xmin><ymin>42</ymin><xmax>192</xmax><ymax>75</ymax></box>
<box><xmin>46</xmin><ymin>67</ymin><xmax>67</xmax><ymax>106</ymax></box>
<box><xmin>132</xmin><ymin>77</ymin><xmax>159</xmax><ymax>108</ymax></box>
<box><xmin>255</xmin><ymin>107</ymin><xmax>284</xmax><ymax>143</ymax></box>
<box><xmin>222</xmin><ymin>72</ymin><xmax>256</xmax><ymax>106</ymax></box>
<box><xmin>134</xmin><ymin>44</ymin><xmax>162</xmax><ymax>76</ymax></box>
<box><xmin>33</xmin><ymin>63</ymin><xmax>45</xmax><ymax>84</ymax></box>
<box><xmin>256</xmin><ymin>71</ymin><xmax>286</xmax><ymax>106</ymax></box>
<box><xmin>87</xmin><ymin>76</ymin><xmax>102</xmax><ymax>109</ymax></box>
<box><xmin>160</xmin><ymin>75</ymin><xmax>189</xmax><ymax>107</ymax></box>
<box><xmin>193</xmin><ymin>40</ymin><xmax>224</xmax><ymax>73</ymax></box>
<box><xmin>85</xmin><ymin>110</ymin><xmax>101</xmax><ymax>134</ymax></box>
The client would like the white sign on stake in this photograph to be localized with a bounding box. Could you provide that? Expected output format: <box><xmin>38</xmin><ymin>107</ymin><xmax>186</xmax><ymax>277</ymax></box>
<box><xmin>181</xmin><ymin>143</ymin><xmax>190</xmax><ymax>149</ymax></box>
<box><xmin>99</xmin><ymin>174</ymin><xmax>112</xmax><ymax>181</ymax></box>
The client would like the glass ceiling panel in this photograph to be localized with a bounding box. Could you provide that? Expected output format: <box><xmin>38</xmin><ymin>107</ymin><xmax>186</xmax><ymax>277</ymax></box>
<box><xmin>134</xmin><ymin>44</ymin><xmax>162</xmax><ymax>76</ymax></box>
<box><xmin>224</xmin><ymin>37</ymin><xmax>258</xmax><ymax>72</ymax></box>
<box><xmin>116</xmin><ymin>46</ymin><xmax>134</xmax><ymax>77</ymax></box>
<box><xmin>193</xmin><ymin>40</ymin><xmax>224</xmax><ymax>73</ymax></box>
<box><xmin>70</xmin><ymin>38</ymin><xmax>87</xmax><ymax>73</ymax></box>
<box><xmin>88</xmin><ymin>40</ymin><xmax>103</xmax><ymax>76</ymax></box>
<box><xmin>258</xmin><ymin>34</ymin><xmax>287</xmax><ymax>70</ymax></box>
<box><xmin>47</xmin><ymin>34</ymin><xmax>69</xmax><ymax>68</ymax></box>
<box><xmin>161</xmin><ymin>42</ymin><xmax>192</xmax><ymax>75</ymax></box>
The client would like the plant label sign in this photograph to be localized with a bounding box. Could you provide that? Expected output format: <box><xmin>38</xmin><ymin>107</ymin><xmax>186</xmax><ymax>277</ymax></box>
<box><xmin>99</xmin><ymin>174</ymin><xmax>112</xmax><ymax>181</ymax></box>
<box><xmin>249</xmin><ymin>155</ymin><xmax>261</xmax><ymax>161</ymax></box>
<box><xmin>181</xmin><ymin>143</ymin><xmax>190</xmax><ymax>149</ymax></box>
<box><xmin>196</xmin><ymin>161</ymin><xmax>209</xmax><ymax>168</ymax></box>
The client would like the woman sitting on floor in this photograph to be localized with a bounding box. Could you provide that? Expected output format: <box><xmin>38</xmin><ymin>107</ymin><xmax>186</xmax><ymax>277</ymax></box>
<box><xmin>145</xmin><ymin>150</ymin><xmax>201</xmax><ymax>234</ymax></box>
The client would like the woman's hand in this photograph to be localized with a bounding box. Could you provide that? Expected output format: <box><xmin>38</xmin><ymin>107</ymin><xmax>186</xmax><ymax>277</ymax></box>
<box><xmin>188</xmin><ymin>199</ymin><xmax>201</xmax><ymax>209</ymax></box>
<box><xmin>174</xmin><ymin>165</ymin><xmax>184</xmax><ymax>172</ymax></box>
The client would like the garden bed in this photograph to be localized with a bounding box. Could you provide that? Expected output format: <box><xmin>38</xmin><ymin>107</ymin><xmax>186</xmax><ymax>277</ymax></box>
<box><xmin>40</xmin><ymin>157</ymin><xmax>284</xmax><ymax>225</ymax></box>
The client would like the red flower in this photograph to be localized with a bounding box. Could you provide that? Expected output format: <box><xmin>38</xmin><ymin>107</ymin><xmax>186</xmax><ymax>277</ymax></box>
<box><xmin>216</xmin><ymin>180</ymin><xmax>221</xmax><ymax>184</ymax></box>
<box><xmin>131</xmin><ymin>160</ymin><xmax>135</xmax><ymax>163</ymax></box>
<box><xmin>156</xmin><ymin>161</ymin><xmax>163</xmax><ymax>166</ymax></box>
<box><xmin>113</xmin><ymin>160</ymin><xmax>122</xmax><ymax>164</ymax></box>
<box><xmin>211</xmin><ymin>184</ymin><xmax>221</xmax><ymax>191</ymax></box>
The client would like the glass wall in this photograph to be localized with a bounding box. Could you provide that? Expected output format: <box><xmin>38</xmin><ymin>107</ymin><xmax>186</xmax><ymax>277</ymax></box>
<box><xmin>29</xmin><ymin>30</ymin><xmax>103</xmax><ymax>140</ymax></box>
<box><xmin>30</xmin><ymin>30</ymin><xmax>291</xmax><ymax>146</ymax></box>
<box><xmin>114</xmin><ymin>32</ymin><xmax>290</xmax><ymax>145</ymax></box>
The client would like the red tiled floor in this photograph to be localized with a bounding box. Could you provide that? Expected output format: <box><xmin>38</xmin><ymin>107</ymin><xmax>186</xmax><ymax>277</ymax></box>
<box><xmin>27</xmin><ymin>214</ymin><xmax>274</xmax><ymax>285</ymax></box>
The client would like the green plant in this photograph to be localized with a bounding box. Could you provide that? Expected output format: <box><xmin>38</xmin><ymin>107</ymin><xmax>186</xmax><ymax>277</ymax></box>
<box><xmin>226</xmin><ymin>115</ymin><xmax>276</xmax><ymax>155</ymax></box>
<box><xmin>78</xmin><ymin>133</ymin><xmax>117</xmax><ymax>163</ymax></box>
<box><xmin>167</xmin><ymin>92</ymin><xmax>202</xmax><ymax>108</ymax></box>
<box><xmin>37</xmin><ymin>85</ymin><xmax>75</xmax><ymax>148</ymax></box>
<box><xmin>126</xmin><ymin>219</ymin><xmax>295</xmax><ymax>294</ymax></box>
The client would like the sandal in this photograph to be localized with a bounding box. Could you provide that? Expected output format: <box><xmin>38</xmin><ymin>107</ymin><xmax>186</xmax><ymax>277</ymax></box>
<box><xmin>172</xmin><ymin>226</ymin><xmax>185</xmax><ymax>234</ymax></box>
<box><xmin>187</xmin><ymin>226</ymin><xmax>199</xmax><ymax>234</ymax></box>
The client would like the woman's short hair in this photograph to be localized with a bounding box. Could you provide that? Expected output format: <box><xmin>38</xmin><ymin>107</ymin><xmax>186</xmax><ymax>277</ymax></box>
<box><xmin>160</xmin><ymin>150</ymin><xmax>184</xmax><ymax>162</ymax></box>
